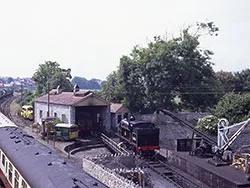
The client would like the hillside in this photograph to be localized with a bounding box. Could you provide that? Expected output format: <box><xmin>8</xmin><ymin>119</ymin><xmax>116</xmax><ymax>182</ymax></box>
<box><xmin>71</xmin><ymin>76</ymin><xmax>102</xmax><ymax>90</ymax></box>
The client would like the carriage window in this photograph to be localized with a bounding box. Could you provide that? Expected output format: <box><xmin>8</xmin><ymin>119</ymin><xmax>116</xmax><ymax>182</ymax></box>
<box><xmin>2</xmin><ymin>154</ymin><xmax>5</xmax><ymax>166</ymax></box>
<box><xmin>14</xmin><ymin>170</ymin><xmax>19</xmax><ymax>188</ymax></box>
<box><xmin>5</xmin><ymin>161</ymin><xmax>8</xmax><ymax>173</ymax></box>
<box><xmin>21</xmin><ymin>180</ymin><xmax>27</xmax><ymax>188</ymax></box>
<box><xmin>9</xmin><ymin>163</ymin><xmax>13</xmax><ymax>184</ymax></box>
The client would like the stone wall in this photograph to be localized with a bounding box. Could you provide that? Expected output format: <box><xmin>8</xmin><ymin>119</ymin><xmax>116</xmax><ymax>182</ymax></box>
<box><xmin>137</xmin><ymin>112</ymin><xmax>209</xmax><ymax>124</ymax></box>
<box><xmin>82</xmin><ymin>158</ymin><xmax>138</xmax><ymax>188</ymax></box>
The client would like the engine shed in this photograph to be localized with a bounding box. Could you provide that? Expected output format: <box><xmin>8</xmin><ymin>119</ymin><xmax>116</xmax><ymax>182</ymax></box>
<box><xmin>34</xmin><ymin>88</ymin><xmax>111</xmax><ymax>137</ymax></box>
<box><xmin>110</xmin><ymin>103</ymin><xmax>131</xmax><ymax>132</ymax></box>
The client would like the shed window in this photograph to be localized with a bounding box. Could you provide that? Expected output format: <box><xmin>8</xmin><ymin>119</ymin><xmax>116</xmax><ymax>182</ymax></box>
<box><xmin>62</xmin><ymin>114</ymin><xmax>66</xmax><ymax>123</ymax></box>
<box><xmin>54</xmin><ymin>112</ymin><xmax>57</xmax><ymax>118</ymax></box>
<box><xmin>39</xmin><ymin>110</ymin><xmax>43</xmax><ymax>118</ymax></box>
<box><xmin>118</xmin><ymin>115</ymin><xmax>122</xmax><ymax>123</ymax></box>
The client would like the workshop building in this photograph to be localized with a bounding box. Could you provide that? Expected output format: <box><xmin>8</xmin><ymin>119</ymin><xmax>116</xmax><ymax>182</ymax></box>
<box><xmin>34</xmin><ymin>88</ymin><xmax>111</xmax><ymax>136</ymax></box>
<box><xmin>110</xmin><ymin>103</ymin><xmax>130</xmax><ymax>132</ymax></box>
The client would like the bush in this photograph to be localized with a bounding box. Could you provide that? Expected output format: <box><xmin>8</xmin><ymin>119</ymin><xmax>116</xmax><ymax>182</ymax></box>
<box><xmin>196</xmin><ymin>115</ymin><xmax>219</xmax><ymax>135</ymax></box>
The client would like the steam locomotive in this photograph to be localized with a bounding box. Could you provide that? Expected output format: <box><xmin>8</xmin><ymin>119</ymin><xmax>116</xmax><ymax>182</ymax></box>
<box><xmin>117</xmin><ymin>119</ymin><xmax>160</xmax><ymax>156</ymax></box>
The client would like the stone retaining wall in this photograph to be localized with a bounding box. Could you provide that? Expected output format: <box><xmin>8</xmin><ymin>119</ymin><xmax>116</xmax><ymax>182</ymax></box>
<box><xmin>82</xmin><ymin>158</ymin><xmax>138</xmax><ymax>188</ymax></box>
<box><xmin>137</xmin><ymin>112</ymin><xmax>209</xmax><ymax>124</ymax></box>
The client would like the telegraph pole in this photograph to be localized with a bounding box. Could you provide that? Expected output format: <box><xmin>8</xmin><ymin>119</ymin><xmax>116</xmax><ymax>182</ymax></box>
<box><xmin>46</xmin><ymin>82</ymin><xmax>50</xmax><ymax>143</ymax></box>
<box><xmin>47</xmin><ymin>82</ymin><xmax>50</xmax><ymax>117</ymax></box>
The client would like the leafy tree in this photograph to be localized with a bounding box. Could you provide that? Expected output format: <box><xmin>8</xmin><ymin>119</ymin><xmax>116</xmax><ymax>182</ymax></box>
<box><xmin>215</xmin><ymin>71</ymin><xmax>237</xmax><ymax>93</ymax></box>
<box><xmin>105</xmin><ymin>23</ymin><xmax>220</xmax><ymax>112</ymax></box>
<box><xmin>173</xmin><ymin>30</ymin><xmax>221</xmax><ymax>111</ymax></box>
<box><xmin>32</xmin><ymin>61</ymin><xmax>73</xmax><ymax>96</ymax></box>
<box><xmin>212</xmin><ymin>93</ymin><xmax>250</xmax><ymax>124</ymax></box>
<box><xmin>101</xmin><ymin>71</ymin><xmax>124</xmax><ymax>103</ymax></box>
<box><xmin>234</xmin><ymin>69</ymin><xmax>250</xmax><ymax>92</ymax></box>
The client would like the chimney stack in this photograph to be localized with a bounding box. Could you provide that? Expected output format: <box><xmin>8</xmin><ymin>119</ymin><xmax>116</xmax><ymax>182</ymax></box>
<box><xmin>56</xmin><ymin>85</ymin><xmax>61</xmax><ymax>94</ymax></box>
<box><xmin>73</xmin><ymin>85</ymin><xmax>80</xmax><ymax>95</ymax></box>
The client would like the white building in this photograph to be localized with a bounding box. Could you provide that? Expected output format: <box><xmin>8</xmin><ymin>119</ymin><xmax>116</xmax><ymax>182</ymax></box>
<box><xmin>34</xmin><ymin>89</ymin><xmax>111</xmax><ymax>136</ymax></box>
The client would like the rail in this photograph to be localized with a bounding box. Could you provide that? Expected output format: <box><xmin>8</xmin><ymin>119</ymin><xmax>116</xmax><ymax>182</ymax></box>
<box><xmin>145</xmin><ymin>160</ymin><xmax>203</xmax><ymax>188</ymax></box>
<box><xmin>100</xmin><ymin>133</ymin><xmax>130</xmax><ymax>155</ymax></box>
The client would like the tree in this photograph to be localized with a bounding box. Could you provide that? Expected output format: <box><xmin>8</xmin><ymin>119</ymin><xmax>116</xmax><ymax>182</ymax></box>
<box><xmin>101</xmin><ymin>71</ymin><xmax>124</xmax><ymax>103</ymax></box>
<box><xmin>110</xmin><ymin>23</ymin><xmax>219</xmax><ymax>112</ymax></box>
<box><xmin>32</xmin><ymin>61</ymin><xmax>73</xmax><ymax>96</ymax></box>
<box><xmin>212</xmin><ymin>93</ymin><xmax>250</xmax><ymax>124</ymax></box>
<box><xmin>173</xmin><ymin>30</ymin><xmax>221</xmax><ymax>111</ymax></box>
<box><xmin>215</xmin><ymin>71</ymin><xmax>237</xmax><ymax>93</ymax></box>
<box><xmin>234</xmin><ymin>69</ymin><xmax>250</xmax><ymax>92</ymax></box>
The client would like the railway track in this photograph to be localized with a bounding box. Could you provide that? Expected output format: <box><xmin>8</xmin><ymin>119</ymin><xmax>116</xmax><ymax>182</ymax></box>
<box><xmin>0</xmin><ymin>95</ymin><xmax>30</xmax><ymax>128</ymax></box>
<box><xmin>144</xmin><ymin>158</ymin><xmax>207</xmax><ymax>188</ymax></box>
<box><xmin>100</xmin><ymin>133</ymin><xmax>209</xmax><ymax>188</ymax></box>
<box><xmin>0</xmin><ymin>95</ymin><xmax>17</xmax><ymax>121</ymax></box>
<box><xmin>100</xmin><ymin>133</ymin><xmax>131</xmax><ymax>155</ymax></box>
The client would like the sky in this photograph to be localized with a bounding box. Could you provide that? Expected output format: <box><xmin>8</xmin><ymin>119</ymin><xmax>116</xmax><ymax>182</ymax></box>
<box><xmin>0</xmin><ymin>0</ymin><xmax>249</xmax><ymax>80</ymax></box>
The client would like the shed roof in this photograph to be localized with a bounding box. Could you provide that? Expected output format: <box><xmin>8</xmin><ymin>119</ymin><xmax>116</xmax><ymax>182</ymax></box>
<box><xmin>110</xmin><ymin>103</ymin><xmax>130</xmax><ymax>113</ymax></box>
<box><xmin>35</xmin><ymin>91</ymin><xmax>109</xmax><ymax>106</ymax></box>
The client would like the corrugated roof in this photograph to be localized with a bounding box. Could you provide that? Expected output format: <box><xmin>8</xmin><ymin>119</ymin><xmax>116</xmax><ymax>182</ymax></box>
<box><xmin>35</xmin><ymin>91</ymin><xmax>109</xmax><ymax>106</ymax></box>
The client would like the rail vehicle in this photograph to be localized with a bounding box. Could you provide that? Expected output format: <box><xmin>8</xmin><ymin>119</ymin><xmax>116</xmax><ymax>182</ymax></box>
<box><xmin>54</xmin><ymin>123</ymin><xmax>79</xmax><ymax>141</ymax></box>
<box><xmin>117</xmin><ymin>119</ymin><xmax>160</xmax><ymax>156</ymax></box>
<box><xmin>0</xmin><ymin>124</ymin><xmax>107</xmax><ymax>188</ymax></box>
<box><xmin>20</xmin><ymin>105</ymin><xmax>33</xmax><ymax>120</ymax></box>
